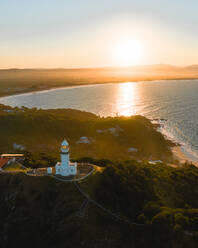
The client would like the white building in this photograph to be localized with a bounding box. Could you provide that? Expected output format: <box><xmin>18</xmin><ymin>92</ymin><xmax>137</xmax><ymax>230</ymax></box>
<box><xmin>55</xmin><ymin>139</ymin><xmax>77</xmax><ymax>176</ymax></box>
<box><xmin>47</xmin><ymin>167</ymin><xmax>52</xmax><ymax>174</ymax></box>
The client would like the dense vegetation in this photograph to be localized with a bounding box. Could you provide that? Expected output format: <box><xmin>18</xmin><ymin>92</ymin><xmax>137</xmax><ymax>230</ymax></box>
<box><xmin>2</xmin><ymin>104</ymin><xmax>196</xmax><ymax>247</ymax></box>
<box><xmin>0</xmin><ymin>104</ymin><xmax>173</xmax><ymax>164</ymax></box>
<box><xmin>1</xmin><ymin>161</ymin><xmax>198</xmax><ymax>247</ymax></box>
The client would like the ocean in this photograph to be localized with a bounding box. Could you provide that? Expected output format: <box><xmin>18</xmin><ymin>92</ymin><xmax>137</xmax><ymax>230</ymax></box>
<box><xmin>1</xmin><ymin>80</ymin><xmax>198</xmax><ymax>161</ymax></box>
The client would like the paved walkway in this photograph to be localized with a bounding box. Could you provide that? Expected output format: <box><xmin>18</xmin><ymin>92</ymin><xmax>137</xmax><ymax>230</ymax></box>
<box><xmin>76</xmin><ymin>199</ymin><xmax>89</xmax><ymax>217</ymax></box>
<box><xmin>50</xmin><ymin>166</ymin><xmax>95</xmax><ymax>182</ymax></box>
<box><xmin>73</xmin><ymin>181</ymin><xmax>144</xmax><ymax>227</ymax></box>
<box><xmin>26</xmin><ymin>164</ymin><xmax>144</xmax><ymax>227</ymax></box>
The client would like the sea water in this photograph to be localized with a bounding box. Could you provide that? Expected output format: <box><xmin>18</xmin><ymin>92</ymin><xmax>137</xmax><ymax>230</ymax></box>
<box><xmin>1</xmin><ymin>80</ymin><xmax>198</xmax><ymax>161</ymax></box>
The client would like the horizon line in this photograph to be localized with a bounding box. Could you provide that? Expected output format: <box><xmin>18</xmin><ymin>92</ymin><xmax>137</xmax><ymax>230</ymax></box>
<box><xmin>0</xmin><ymin>63</ymin><xmax>198</xmax><ymax>70</ymax></box>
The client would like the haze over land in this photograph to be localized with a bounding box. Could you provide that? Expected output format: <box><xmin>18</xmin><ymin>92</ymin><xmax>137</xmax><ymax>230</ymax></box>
<box><xmin>1</xmin><ymin>64</ymin><xmax>198</xmax><ymax>97</ymax></box>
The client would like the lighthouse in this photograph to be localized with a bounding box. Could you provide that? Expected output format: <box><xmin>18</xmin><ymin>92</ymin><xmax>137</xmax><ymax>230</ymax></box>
<box><xmin>55</xmin><ymin>139</ymin><xmax>77</xmax><ymax>176</ymax></box>
<box><xmin>60</xmin><ymin>139</ymin><xmax>69</xmax><ymax>167</ymax></box>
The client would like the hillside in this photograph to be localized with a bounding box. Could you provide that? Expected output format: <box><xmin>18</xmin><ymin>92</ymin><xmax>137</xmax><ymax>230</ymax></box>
<box><xmin>0</xmin><ymin>65</ymin><xmax>198</xmax><ymax>97</ymax></box>
<box><xmin>0</xmin><ymin>104</ymin><xmax>174</xmax><ymax>166</ymax></box>
<box><xmin>1</xmin><ymin>104</ymin><xmax>198</xmax><ymax>247</ymax></box>
<box><xmin>1</xmin><ymin>161</ymin><xmax>198</xmax><ymax>247</ymax></box>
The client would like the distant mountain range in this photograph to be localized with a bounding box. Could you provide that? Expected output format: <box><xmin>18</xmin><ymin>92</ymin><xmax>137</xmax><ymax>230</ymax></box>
<box><xmin>1</xmin><ymin>64</ymin><xmax>198</xmax><ymax>71</ymax></box>
<box><xmin>0</xmin><ymin>64</ymin><xmax>198</xmax><ymax>98</ymax></box>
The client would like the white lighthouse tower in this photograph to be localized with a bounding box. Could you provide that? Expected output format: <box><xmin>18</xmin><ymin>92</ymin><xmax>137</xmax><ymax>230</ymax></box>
<box><xmin>60</xmin><ymin>139</ymin><xmax>69</xmax><ymax>168</ymax></box>
<box><xmin>55</xmin><ymin>139</ymin><xmax>77</xmax><ymax>176</ymax></box>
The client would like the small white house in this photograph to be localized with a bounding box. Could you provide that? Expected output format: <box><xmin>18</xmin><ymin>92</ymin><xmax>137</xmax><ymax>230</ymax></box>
<box><xmin>76</xmin><ymin>136</ymin><xmax>91</xmax><ymax>144</ymax></box>
<box><xmin>55</xmin><ymin>139</ymin><xmax>77</xmax><ymax>176</ymax></box>
<box><xmin>13</xmin><ymin>143</ymin><xmax>25</xmax><ymax>151</ymax></box>
<box><xmin>128</xmin><ymin>147</ymin><xmax>138</xmax><ymax>153</ymax></box>
<box><xmin>47</xmin><ymin>167</ymin><xmax>52</xmax><ymax>174</ymax></box>
<box><xmin>148</xmin><ymin>160</ymin><xmax>163</xmax><ymax>165</ymax></box>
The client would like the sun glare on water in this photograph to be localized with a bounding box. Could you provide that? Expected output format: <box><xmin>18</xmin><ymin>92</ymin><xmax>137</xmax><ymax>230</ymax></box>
<box><xmin>114</xmin><ymin>39</ymin><xmax>144</xmax><ymax>67</ymax></box>
<box><xmin>116</xmin><ymin>82</ymin><xmax>138</xmax><ymax>117</ymax></box>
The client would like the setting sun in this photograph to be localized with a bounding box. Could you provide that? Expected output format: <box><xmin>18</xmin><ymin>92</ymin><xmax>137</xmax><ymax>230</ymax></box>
<box><xmin>114</xmin><ymin>39</ymin><xmax>144</xmax><ymax>67</ymax></box>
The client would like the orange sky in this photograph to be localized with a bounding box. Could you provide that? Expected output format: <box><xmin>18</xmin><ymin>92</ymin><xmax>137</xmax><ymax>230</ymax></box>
<box><xmin>1</xmin><ymin>0</ymin><xmax>198</xmax><ymax>68</ymax></box>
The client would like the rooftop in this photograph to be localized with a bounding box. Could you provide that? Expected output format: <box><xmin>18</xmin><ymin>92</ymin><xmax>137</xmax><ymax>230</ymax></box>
<box><xmin>1</xmin><ymin>154</ymin><xmax>24</xmax><ymax>157</ymax></box>
<box><xmin>61</xmin><ymin>139</ymin><xmax>69</xmax><ymax>146</ymax></box>
<box><xmin>0</xmin><ymin>158</ymin><xmax>12</xmax><ymax>168</ymax></box>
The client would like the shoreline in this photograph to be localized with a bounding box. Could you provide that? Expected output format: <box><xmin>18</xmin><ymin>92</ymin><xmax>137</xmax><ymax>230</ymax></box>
<box><xmin>157</xmin><ymin>122</ymin><xmax>198</xmax><ymax>167</ymax></box>
<box><xmin>0</xmin><ymin>83</ymin><xmax>106</xmax><ymax>99</ymax></box>
<box><xmin>1</xmin><ymin>77</ymin><xmax>198</xmax><ymax>99</ymax></box>
<box><xmin>172</xmin><ymin>146</ymin><xmax>198</xmax><ymax>167</ymax></box>
<box><xmin>1</xmin><ymin>78</ymin><xmax>198</xmax><ymax>167</ymax></box>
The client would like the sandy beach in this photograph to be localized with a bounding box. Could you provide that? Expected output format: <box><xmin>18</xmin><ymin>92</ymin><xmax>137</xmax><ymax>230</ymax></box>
<box><xmin>172</xmin><ymin>146</ymin><xmax>198</xmax><ymax>167</ymax></box>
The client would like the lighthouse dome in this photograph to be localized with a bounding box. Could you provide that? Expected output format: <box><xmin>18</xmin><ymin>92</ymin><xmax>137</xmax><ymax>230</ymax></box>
<box><xmin>62</xmin><ymin>139</ymin><xmax>69</xmax><ymax>146</ymax></box>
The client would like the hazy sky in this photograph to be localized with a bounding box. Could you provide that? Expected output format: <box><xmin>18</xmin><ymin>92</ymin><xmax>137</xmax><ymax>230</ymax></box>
<box><xmin>1</xmin><ymin>0</ymin><xmax>198</xmax><ymax>68</ymax></box>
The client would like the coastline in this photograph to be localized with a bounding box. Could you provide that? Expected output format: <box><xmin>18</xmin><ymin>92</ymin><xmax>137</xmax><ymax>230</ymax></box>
<box><xmin>156</xmin><ymin>121</ymin><xmax>198</xmax><ymax>167</ymax></box>
<box><xmin>1</xmin><ymin>78</ymin><xmax>198</xmax><ymax>167</ymax></box>
<box><xmin>0</xmin><ymin>83</ymin><xmax>106</xmax><ymax>99</ymax></box>
<box><xmin>172</xmin><ymin>146</ymin><xmax>198</xmax><ymax>167</ymax></box>
<box><xmin>1</xmin><ymin>77</ymin><xmax>198</xmax><ymax>99</ymax></box>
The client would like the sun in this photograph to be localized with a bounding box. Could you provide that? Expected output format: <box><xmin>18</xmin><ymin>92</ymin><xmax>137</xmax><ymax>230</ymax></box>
<box><xmin>114</xmin><ymin>39</ymin><xmax>144</xmax><ymax>67</ymax></box>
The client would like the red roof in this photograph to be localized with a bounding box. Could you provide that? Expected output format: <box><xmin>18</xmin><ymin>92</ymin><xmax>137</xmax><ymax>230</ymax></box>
<box><xmin>0</xmin><ymin>158</ymin><xmax>12</xmax><ymax>168</ymax></box>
